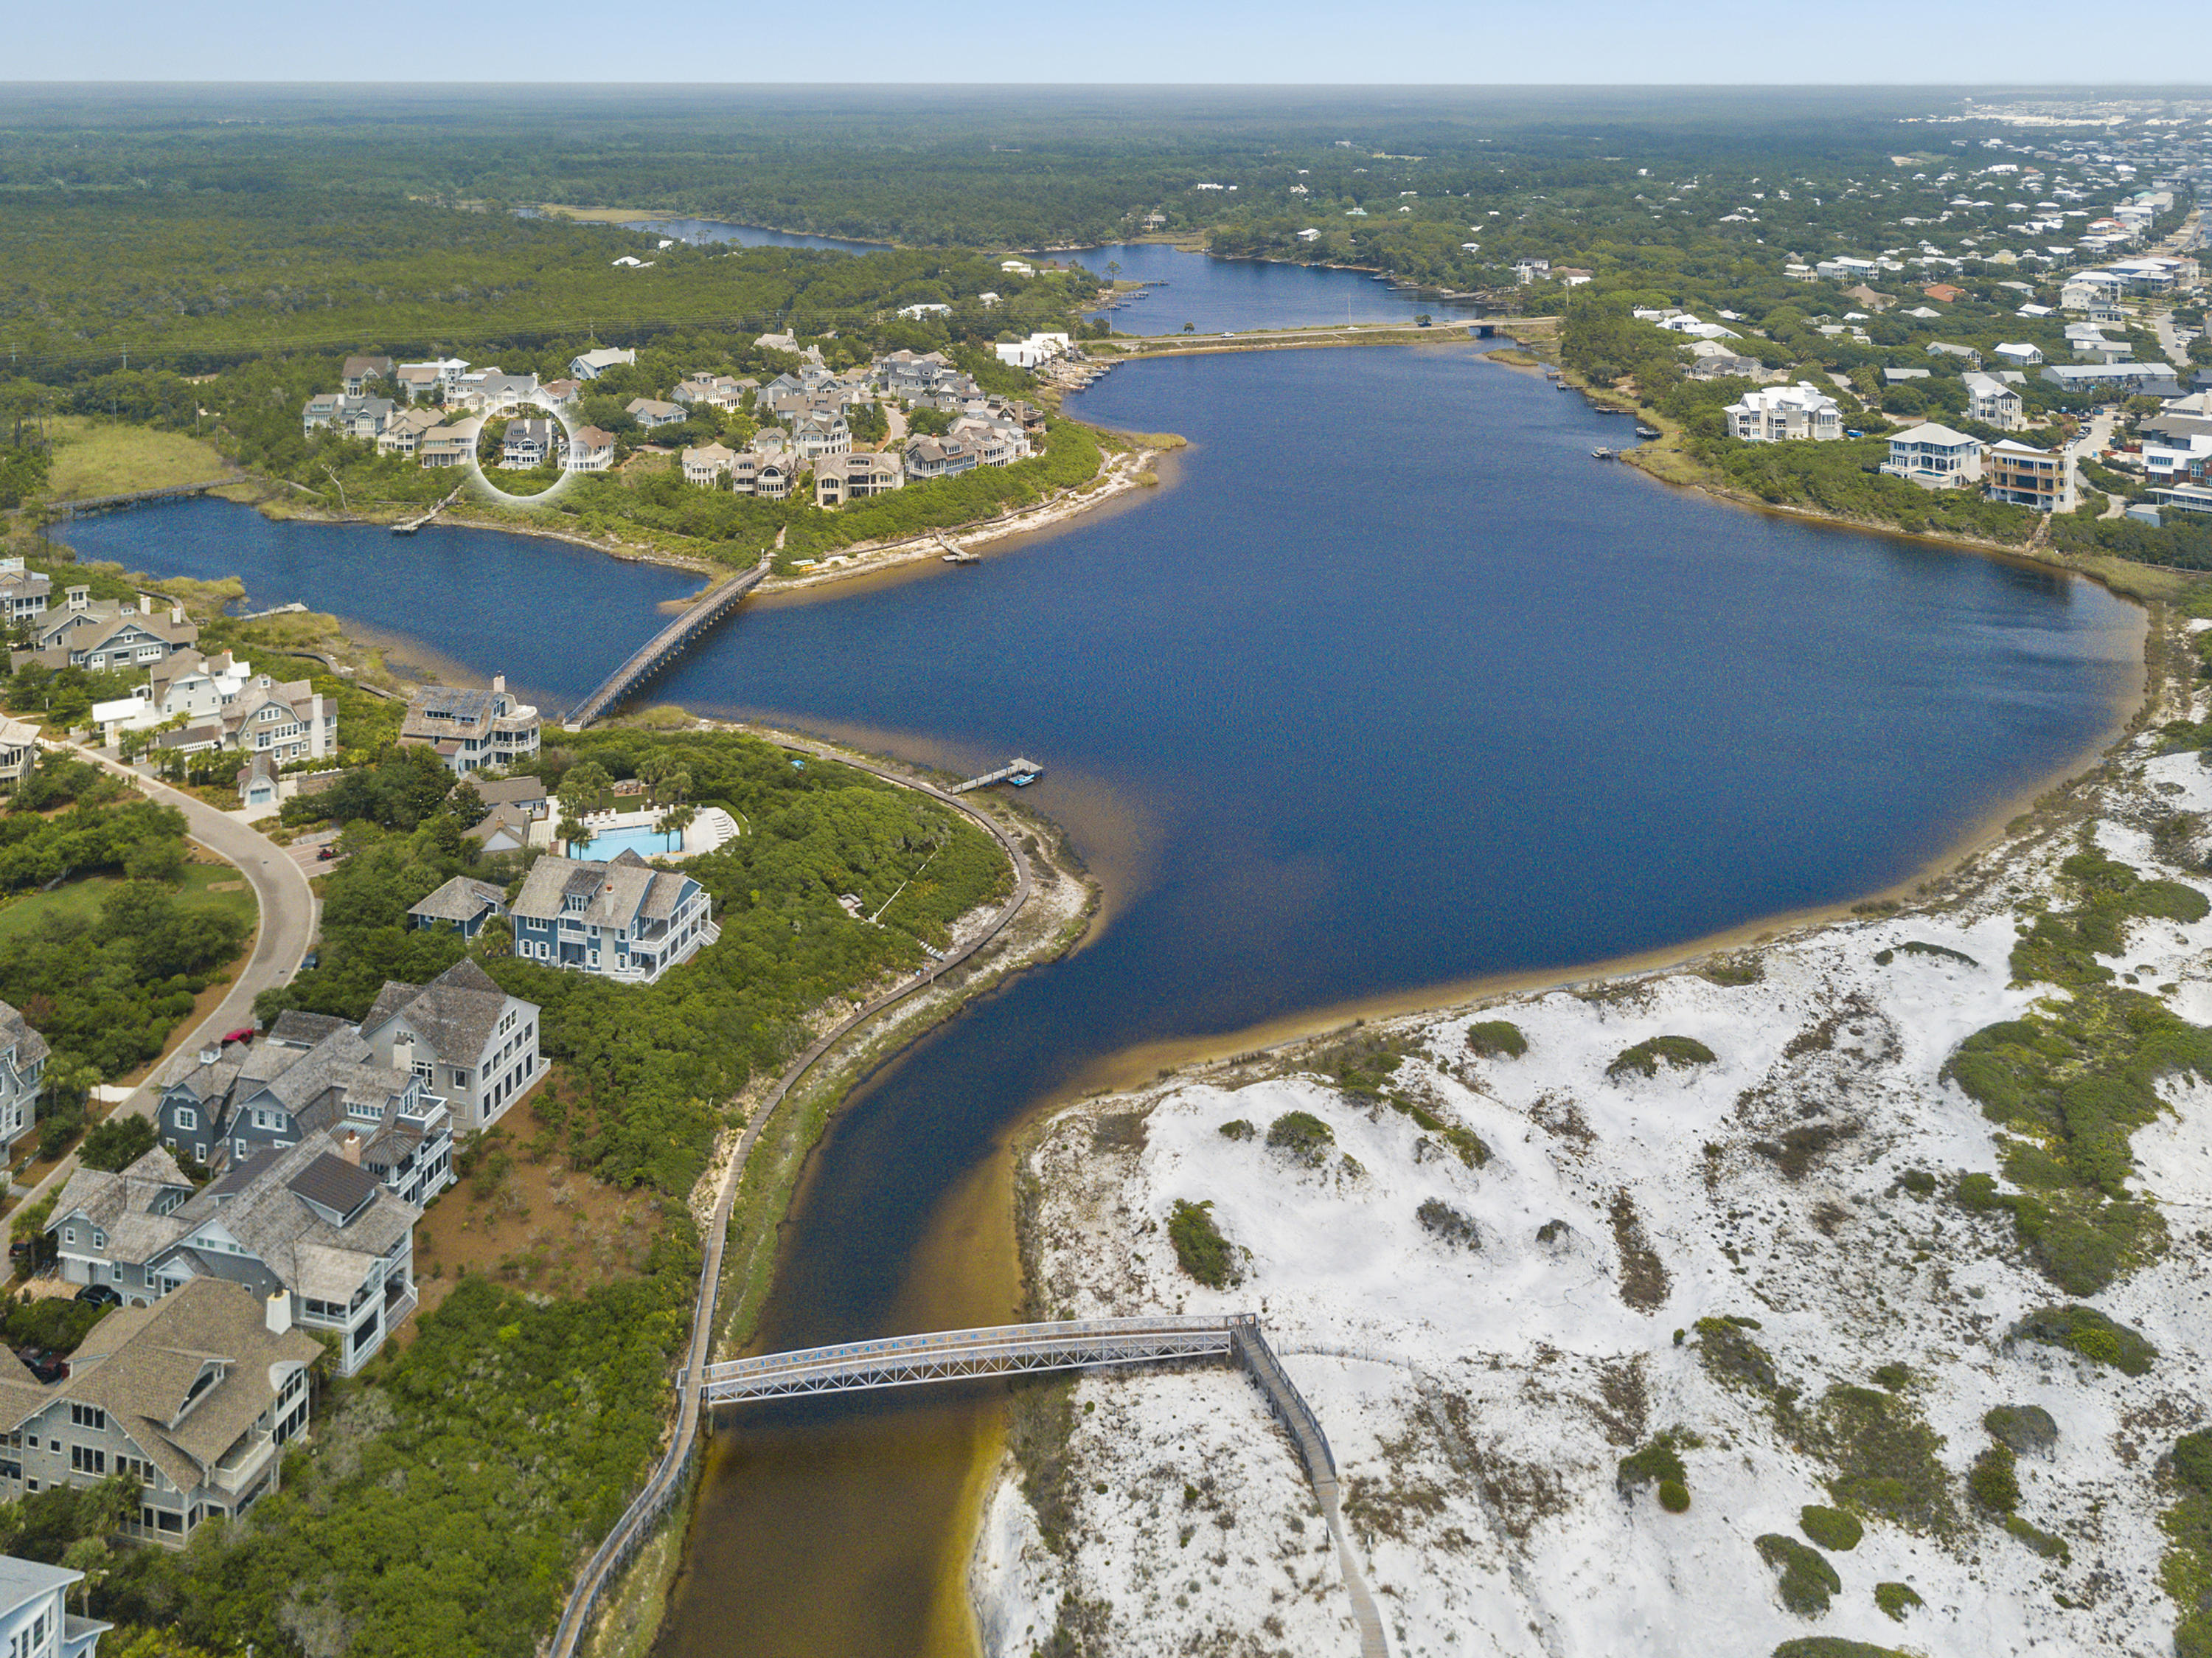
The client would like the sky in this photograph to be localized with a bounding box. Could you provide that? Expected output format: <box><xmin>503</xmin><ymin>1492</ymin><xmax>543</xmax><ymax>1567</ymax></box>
<box><xmin>10</xmin><ymin>0</ymin><xmax>2208</xmax><ymax>84</ymax></box>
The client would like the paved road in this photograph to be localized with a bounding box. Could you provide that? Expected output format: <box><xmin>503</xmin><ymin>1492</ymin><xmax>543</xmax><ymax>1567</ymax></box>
<box><xmin>12</xmin><ymin>750</ymin><xmax>319</xmax><ymax>1211</ymax></box>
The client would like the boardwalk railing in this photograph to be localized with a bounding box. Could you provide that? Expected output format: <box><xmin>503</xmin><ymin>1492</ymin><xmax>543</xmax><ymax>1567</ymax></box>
<box><xmin>701</xmin><ymin>1314</ymin><xmax>1238</xmax><ymax>1404</ymax></box>
<box><xmin>563</xmin><ymin>558</ymin><xmax>771</xmax><ymax>729</ymax></box>
<box><xmin>52</xmin><ymin>479</ymin><xmax>234</xmax><ymax>519</ymax></box>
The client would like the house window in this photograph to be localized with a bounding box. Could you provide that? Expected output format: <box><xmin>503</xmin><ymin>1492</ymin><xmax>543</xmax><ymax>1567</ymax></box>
<box><xmin>63</xmin><ymin>1227</ymin><xmax>74</xmax><ymax>1246</ymax></box>
<box><xmin>91</xmin><ymin>1230</ymin><xmax>105</xmax><ymax>1250</ymax></box>
<box><xmin>70</xmin><ymin>1446</ymin><xmax>105</xmax><ymax>1474</ymax></box>
<box><xmin>194</xmin><ymin>1143</ymin><xmax>206</xmax><ymax>1162</ymax></box>
<box><xmin>70</xmin><ymin>1404</ymin><xmax>105</xmax><ymax>1431</ymax></box>
<box><xmin>175</xmin><ymin>1106</ymin><xmax>198</xmax><ymax>1131</ymax></box>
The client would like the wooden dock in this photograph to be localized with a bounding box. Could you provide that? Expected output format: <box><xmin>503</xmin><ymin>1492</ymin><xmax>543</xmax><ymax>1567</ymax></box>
<box><xmin>392</xmin><ymin>481</ymin><xmax>467</xmax><ymax>535</ymax></box>
<box><xmin>950</xmin><ymin>757</ymin><xmax>1043</xmax><ymax>794</ymax></box>
<box><xmin>563</xmin><ymin>558</ymin><xmax>771</xmax><ymax>729</ymax></box>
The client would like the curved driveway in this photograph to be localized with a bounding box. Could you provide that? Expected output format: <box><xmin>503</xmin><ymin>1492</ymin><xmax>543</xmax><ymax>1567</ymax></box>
<box><xmin>14</xmin><ymin>749</ymin><xmax>319</xmax><ymax>1209</ymax></box>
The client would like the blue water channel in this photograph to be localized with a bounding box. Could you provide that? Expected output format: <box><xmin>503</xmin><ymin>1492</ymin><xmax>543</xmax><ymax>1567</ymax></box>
<box><xmin>1074</xmin><ymin>240</ymin><xmax>1480</xmax><ymax>335</ymax></box>
<box><xmin>72</xmin><ymin>340</ymin><xmax>2143</xmax><ymax>1657</ymax></box>
<box><xmin>613</xmin><ymin>216</ymin><xmax>896</xmax><ymax>255</ymax></box>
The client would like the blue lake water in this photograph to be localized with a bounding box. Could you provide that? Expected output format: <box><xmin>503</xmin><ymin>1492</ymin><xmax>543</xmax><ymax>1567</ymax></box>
<box><xmin>75</xmin><ymin>344</ymin><xmax>2143</xmax><ymax>1657</ymax></box>
<box><xmin>617</xmin><ymin>216</ymin><xmax>895</xmax><ymax>254</ymax></box>
<box><xmin>1073</xmin><ymin>240</ymin><xmax>1479</xmax><ymax>335</ymax></box>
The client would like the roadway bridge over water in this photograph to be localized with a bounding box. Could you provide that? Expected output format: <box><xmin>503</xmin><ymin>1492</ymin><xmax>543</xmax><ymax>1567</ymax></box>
<box><xmin>563</xmin><ymin>556</ymin><xmax>771</xmax><ymax>729</ymax></box>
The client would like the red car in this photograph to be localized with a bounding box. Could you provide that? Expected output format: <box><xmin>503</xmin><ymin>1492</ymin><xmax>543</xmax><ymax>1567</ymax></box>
<box><xmin>222</xmin><ymin>1027</ymin><xmax>256</xmax><ymax>1046</ymax></box>
<box><xmin>316</xmin><ymin>846</ymin><xmax>338</xmax><ymax>861</ymax></box>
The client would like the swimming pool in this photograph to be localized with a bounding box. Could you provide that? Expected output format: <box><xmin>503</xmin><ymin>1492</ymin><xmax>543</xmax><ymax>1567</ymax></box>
<box><xmin>584</xmin><ymin>823</ymin><xmax>681</xmax><ymax>860</ymax></box>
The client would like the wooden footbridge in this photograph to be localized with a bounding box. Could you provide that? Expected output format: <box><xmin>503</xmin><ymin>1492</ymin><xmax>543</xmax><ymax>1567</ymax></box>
<box><xmin>50</xmin><ymin>477</ymin><xmax>235</xmax><ymax>521</ymax></box>
<box><xmin>563</xmin><ymin>557</ymin><xmax>771</xmax><ymax>729</ymax></box>
<box><xmin>700</xmin><ymin>1314</ymin><xmax>1240</xmax><ymax>1403</ymax></box>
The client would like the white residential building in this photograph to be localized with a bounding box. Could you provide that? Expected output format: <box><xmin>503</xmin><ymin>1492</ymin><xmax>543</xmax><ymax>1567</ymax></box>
<box><xmin>1963</xmin><ymin>372</ymin><xmax>2026</xmax><ymax>431</ymax></box>
<box><xmin>360</xmin><ymin>959</ymin><xmax>544</xmax><ymax>1137</ymax></box>
<box><xmin>1881</xmin><ymin>423</ymin><xmax>1985</xmax><ymax>490</ymax></box>
<box><xmin>1725</xmin><ymin>382</ymin><xmax>1844</xmax><ymax>443</ymax></box>
<box><xmin>0</xmin><ymin>1557</ymin><xmax>105</xmax><ymax>1658</ymax></box>
<box><xmin>569</xmin><ymin>347</ymin><xmax>637</xmax><ymax>380</ymax></box>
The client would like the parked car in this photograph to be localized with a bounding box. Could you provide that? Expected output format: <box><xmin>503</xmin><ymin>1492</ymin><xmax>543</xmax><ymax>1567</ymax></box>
<box><xmin>316</xmin><ymin>845</ymin><xmax>338</xmax><ymax>861</ymax></box>
<box><xmin>222</xmin><ymin>1027</ymin><xmax>255</xmax><ymax>1046</ymax></box>
<box><xmin>73</xmin><ymin>1284</ymin><xmax>120</xmax><ymax>1307</ymax></box>
<box><xmin>15</xmin><ymin>1348</ymin><xmax>66</xmax><ymax>1384</ymax></box>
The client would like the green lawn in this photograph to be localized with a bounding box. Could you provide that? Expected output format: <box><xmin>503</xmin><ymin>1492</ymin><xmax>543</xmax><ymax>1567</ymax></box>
<box><xmin>0</xmin><ymin>863</ymin><xmax>256</xmax><ymax>946</ymax></box>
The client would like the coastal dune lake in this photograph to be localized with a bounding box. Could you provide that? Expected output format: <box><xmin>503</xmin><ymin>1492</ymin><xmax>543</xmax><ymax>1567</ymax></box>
<box><xmin>79</xmin><ymin>339</ymin><xmax>2144</xmax><ymax>1658</ymax></box>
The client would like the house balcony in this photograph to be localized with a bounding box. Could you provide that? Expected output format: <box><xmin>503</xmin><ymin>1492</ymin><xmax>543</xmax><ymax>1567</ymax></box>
<box><xmin>211</xmin><ymin>1431</ymin><xmax>276</xmax><ymax>1496</ymax></box>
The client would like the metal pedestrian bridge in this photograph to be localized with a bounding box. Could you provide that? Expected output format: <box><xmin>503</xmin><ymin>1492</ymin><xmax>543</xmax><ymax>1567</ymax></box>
<box><xmin>700</xmin><ymin>1313</ymin><xmax>1240</xmax><ymax>1404</ymax></box>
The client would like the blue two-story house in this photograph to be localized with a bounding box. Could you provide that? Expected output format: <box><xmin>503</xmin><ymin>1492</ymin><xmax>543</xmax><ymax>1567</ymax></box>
<box><xmin>509</xmin><ymin>850</ymin><xmax>717</xmax><ymax>983</ymax></box>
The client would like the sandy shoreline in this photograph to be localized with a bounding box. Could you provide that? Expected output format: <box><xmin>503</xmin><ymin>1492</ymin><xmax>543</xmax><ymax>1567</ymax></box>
<box><xmin>969</xmin><ymin>578</ymin><xmax>2212</xmax><ymax>1658</ymax></box>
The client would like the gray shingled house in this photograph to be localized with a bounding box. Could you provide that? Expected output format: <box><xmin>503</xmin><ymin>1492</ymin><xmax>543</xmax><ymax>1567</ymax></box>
<box><xmin>358</xmin><ymin>958</ymin><xmax>543</xmax><ymax>1134</ymax></box>
<box><xmin>49</xmin><ymin>1137</ymin><xmax>419</xmax><ymax>1376</ymax></box>
<box><xmin>0</xmin><ymin>1002</ymin><xmax>48</xmax><ymax>1160</ymax></box>
<box><xmin>153</xmin><ymin>1012</ymin><xmax>454</xmax><ymax>1207</ymax></box>
<box><xmin>0</xmin><ymin>1277</ymin><xmax>319</xmax><ymax>1545</ymax></box>
<box><xmin>507</xmin><ymin>850</ymin><xmax>716</xmax><ymax>983</ymax></box>
<box><xmin>406</xmin><ymin>875</ymin><xmax>509</xmax><ymax>940</ymax></box>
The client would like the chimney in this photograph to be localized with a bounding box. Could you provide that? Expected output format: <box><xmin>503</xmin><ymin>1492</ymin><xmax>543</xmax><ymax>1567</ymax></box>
<box><xmin>265</xmin><ymin>1290</ymin><xmax>292</xmax><ymax>1336</ymax></box>
<box><xmin>171</xmin><ymin>606</ymin><xmax>186</xmax><ymax>627</ymax></box>
<box><xmin>198</xmin><ymin>1045</ymin><xmax>220</xmax><ymax>1066</ymax></box>
<box><xmin>339</xmin><ymin>1130</ymin><xmax>363</xmax><ymax>1167</ymax></box>
<box><xmin>492</xmin><ymin>673</ymin><xmax>507</xmax><ymax>696</ymax></box>
<box><xmin>138</xmin><ymin>592</ymin><xmax>163</xmax><ymax>617</ymax></box>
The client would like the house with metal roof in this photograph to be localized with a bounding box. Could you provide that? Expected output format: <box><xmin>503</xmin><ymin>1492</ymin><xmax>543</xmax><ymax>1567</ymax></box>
<box><xmin>49</xmin><ymin>1134</ymin><xmax>419</xmax><ymax>1376</ymax></box>
<box><xmin>0</xmin><ymin>1553</ymin><xmax>107</xmax><ymax>1656</ymax></box>
<box><xmin>569</xmin><ymin>346</ymin><xmax>636</xmax><ymax>380</ymax></box>
<box><xmin>0</xmin><ymin>1003</ymin><xmax>46</xmax><ymax>1161</ymax></box>
<box><xmin>360</xmin><ymin>958</ymin><xmax>543</xmax><ymax>1134</ymax></box>
<box><xmin>509</xmin><ymin>849</ymin><xmax>716</xmax><ymax>984</ymax></box>
<box><xmin>0</xmin><ymin>1277</ymin><xmax>319</xmax><ymax>1547</ymax></box>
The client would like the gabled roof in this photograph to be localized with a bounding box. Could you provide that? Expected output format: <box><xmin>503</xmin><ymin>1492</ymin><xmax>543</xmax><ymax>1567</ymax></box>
<box><xmin>361</xmin><ymin>958</ymin><xmax>514</xmax><ymax>1066</ymax></box>
<box><xmin>473</xmin><ymin>775</ymin><xmax>547</xmax><ymax>808</ymax></box>
<box><xmin>408</xmin><ymin>875</ymin><xmax>509</xmax><ymax>925</ymax></box>
<box><xmin>51</xmin><ymin>1278</ymin><xmax>321</xmax><ymax>1491</ymax></box>
<box><xmin>0</xmin><ymin>1002</ymin><xmax>50</xmax><ymax>1074</ymax></box>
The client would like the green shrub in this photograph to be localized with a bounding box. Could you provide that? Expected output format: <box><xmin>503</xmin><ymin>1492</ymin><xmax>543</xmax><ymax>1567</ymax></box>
<box><xmin>1265</xmin><ymin>1110</ymin><xmax>1335</xmax><ymax>1168</ymax></box>
<box><xmin>1897</xmin><ymin>940</ymin><xmax>1977</xmax><ymax>967</ymax></box>
<box><xmin>1873</xmin><ymin>1581</ymin><xmax>1924</xmax><ymax>1622</ymax></box>
<box><xmin>1166</xmin><ymin>1199</ymin><xmax>1240</xmax><ymax>1288</ymax></box>
<box><xmin>1607</xmin><ymin>1034</ymin><xmax>1717</xmax><ymax>1079</ymax></box>
<box><xmin>1658</xmin><ymin>1479</ymin><xmax>1690</xmax><ymax>1513</ymax></box>
<box><xmin>1217</xmin><ymin>1119</ymin><xmax>1255</xmax><ymax>1141</ymax></box>
<box><xmin>1969</xmin><ymin>1444</ymin><xmax>2020</xmax><ymax>1514</ymax></box>
<box><xmin>1806</xmin><ymin>1383</ymin><xmax>1956</xmax><ymax>1534</ymax></box>
<box><xmin>1984</xmin><ymin>1404</ymin><xmax>2058</xmax><ymax>1459</ymax></box>
<box><xmin>1800</xmin><ymin>1505</ymin><xmax>1863</xmax><ymax>1550</ymax></box>
<box><xmin>1870</xmin><ymin>1364</ymin><xmax>1913</xmax><ymax>1392</ymax></box>
<box><xmin>1700</xmin><ymin>953</ymin><xmax>1764</xmax><ymax>986</ymax></box>
<box><xmin>1416</xmin><ymin>1199</ymin><xmax>1480</xmax><ymax>1249</ymax></box>
<box><xmin>1755</xmin><ymin>1533</ymin><xmax>1841</xmax><ymax>1616</ymax></box>
<box><xmin>1953</xmin><ymin>1171</ymin><xmax>1999</xmax><ymax>1211</ymax></box>
<box><xmin>2174</xmin><ymin>1429</ymin><xmax>2212</xmax><ymax>1494</ymax></box>
<box><xmin>1694</xmin><ymin>1316</ymin><xmax>1781</xmax><ymax>1394</ymax></box>
<box><xmin>2004</xmin><ymin>1514</ymin><xmax>2069</xmax><ymax>1561</ymax></box>
<box><xmin>1464</xmin><ymin>1019</ymin><xmax>1528</xmax><ymax>1058</ymax></box>
<box><xmin>1896</xmin><ymin>1170</ymin><xmax>1936</xmax><ymax>1196</ymax></box>
<box><xmin>1773</xmin><ymin>1642</ymin><xmax>1911</xmax><ymax>1658</ymax></box>
<box><xmin>1616</xmin><ymin>1431</ymin><xmax>1693</xmax><ymax>1496</ymax></box>
<box><xmin>2009</xmin><ymin>1303</ymin><xmax>2157</xmax><ymax>1376</ymax></box>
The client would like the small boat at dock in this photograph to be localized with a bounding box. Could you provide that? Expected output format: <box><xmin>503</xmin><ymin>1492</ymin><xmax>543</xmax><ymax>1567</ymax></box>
<box><xmin>1591</xmin><ymin>447</ymin><xmax>1615</xmax><ymax>460</ymax></box>
<box><xmin>1635</xmin><ymin>425</ymin><xmax>1661</xmax><ymax>439</ymax></box>
<box><xmin>941</xmin><ymin>550</ymin><xmax>980</xmax><ymax>565</ymax></box>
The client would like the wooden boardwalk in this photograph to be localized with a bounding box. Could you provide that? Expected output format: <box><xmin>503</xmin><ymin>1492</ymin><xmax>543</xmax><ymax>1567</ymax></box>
<box><xmin>563</xmin><ymin>557</ymin><xmax>771</xmax><ymax>729</ymax></box>
<box><xmin>51</xmin><ymin>477</ymin><xmax>234</xmax><ymax>519</ymax></box>
<box><xmin>701</xmin><ymin>1314</ymin><xmax>1240</xmax><ymax>1403</ymax></box>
